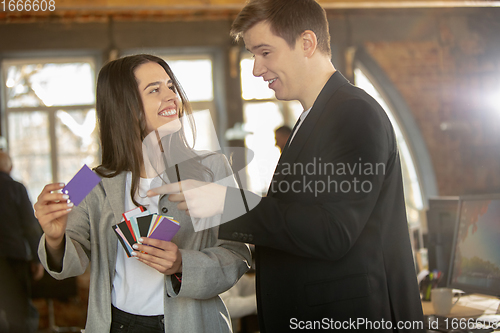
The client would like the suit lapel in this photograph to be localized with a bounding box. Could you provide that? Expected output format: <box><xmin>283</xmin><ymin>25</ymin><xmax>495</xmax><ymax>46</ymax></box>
<box><xmin>269</xmin><ymin>71</ymin><xmax>350</xmax><ymax>196</ymax></box>
<box><xmin>279</xmin><ymin>117</ymin><xmax>302</xmax><ymax>157</ymax></box>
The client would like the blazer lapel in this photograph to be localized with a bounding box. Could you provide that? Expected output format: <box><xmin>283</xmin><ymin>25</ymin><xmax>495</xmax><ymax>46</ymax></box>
<box><xmin>101</xmin><ymin>173</ymin><xmax>127</xmax><ymax>226</ymax></box>
<box><xmin>269</xmin><ymin>71</ymin><xmax>350</xmax><ymax>196</ymax></box>
<box><xmin>101</xmin><ymin>172</ymin><xmax>134</xmax><ymax>282</ymax></box>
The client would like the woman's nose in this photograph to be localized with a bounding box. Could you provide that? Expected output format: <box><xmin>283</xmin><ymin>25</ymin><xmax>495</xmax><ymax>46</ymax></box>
<box><xmin>162</xmin><ymin>86</ymin><xmax>177</xmax><ymax>101</ymax></box>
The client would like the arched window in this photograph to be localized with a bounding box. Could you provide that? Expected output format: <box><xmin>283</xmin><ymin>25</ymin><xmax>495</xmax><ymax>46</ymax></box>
<box><xmin>355</xmin><ymin>66</ymin><xmax>423</xmax><ymax>225</ymax></box>
<box><xmin>353</xmin><ymin>48</ymin><xmax>438</xmax><ymax>249</ymax></box>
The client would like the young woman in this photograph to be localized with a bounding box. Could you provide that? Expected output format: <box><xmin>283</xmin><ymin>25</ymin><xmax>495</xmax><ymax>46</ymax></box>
<box><xmin>34</xmin><ymin>54</ymin><xmax>251</xmax><ymax>333</ymax></box>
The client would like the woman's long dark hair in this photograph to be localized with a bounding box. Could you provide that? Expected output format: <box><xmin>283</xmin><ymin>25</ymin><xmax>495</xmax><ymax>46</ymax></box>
<box><xmin>95</xmin><ymin>54</ymin><xmax>212</xmax><ymax>207</ymax></box>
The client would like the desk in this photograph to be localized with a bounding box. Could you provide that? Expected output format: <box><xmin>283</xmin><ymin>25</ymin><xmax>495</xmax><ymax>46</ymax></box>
<box><xmin>423</xmin><ymin>294</ymin><xmax>500</xmax><ymax>318</ymax></box>
<box><xmin>423</xmin><ymin>294</ymin><xmax>500</xmax><ymax>332</ymax></box>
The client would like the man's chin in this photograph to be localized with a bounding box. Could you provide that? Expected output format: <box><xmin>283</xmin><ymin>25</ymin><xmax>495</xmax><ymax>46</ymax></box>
<box><xmin>275</xmin><ymin>93</ymin><xmax>293</xmax><ymax>102</ymax></box>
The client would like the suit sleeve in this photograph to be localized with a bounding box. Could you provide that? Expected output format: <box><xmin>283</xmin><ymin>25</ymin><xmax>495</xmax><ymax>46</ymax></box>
<box><xmin>219</xmin><ymin>99</ymin><xmax>394</xmax><ymax>261</ymax></box>
<box><xmin>16</xmin><ymin>183</ymin><xmax>43</xmax><ymax>262</ymax></box>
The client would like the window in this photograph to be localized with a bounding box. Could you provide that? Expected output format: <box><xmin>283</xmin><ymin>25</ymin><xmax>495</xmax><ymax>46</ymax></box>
<box><xmin>2</xmin><ymin>58</ymin><xmax>98</xmax><ymax>201</ymax></box>
<box><xmin>161</xmin><ymin>55</ymin><xmax>220</xmax><ymax>153</ymax></box>
<box><xmin>240</xmin><ymin>55</ymin><xmax>302</xmax><ymax>195</ymax></box>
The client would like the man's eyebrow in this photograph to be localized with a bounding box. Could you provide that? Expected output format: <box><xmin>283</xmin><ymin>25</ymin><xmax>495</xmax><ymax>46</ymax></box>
<box><xmin>248</xmin><ymin>44</ymin><xmax>273</xmax><ymax>52</ymax></box>
<box><xmin>143</xmin><ymin>79</ymin><xmax>173</xmax><ymax>91</ymax></box>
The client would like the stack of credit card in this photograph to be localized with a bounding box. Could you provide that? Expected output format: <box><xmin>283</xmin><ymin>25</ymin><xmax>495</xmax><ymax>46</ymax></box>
<box><xmin>112</xmin><ymin>206</ymin><xmax>181</xmax><ymax>257</ymax></box>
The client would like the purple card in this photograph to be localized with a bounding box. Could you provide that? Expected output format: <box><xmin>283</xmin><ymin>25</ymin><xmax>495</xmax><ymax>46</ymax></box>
<box><xmin>149</xmin><ymin>217</ymin><xmax>180</xmax><ymax>242</ymax></box>
<box><xmin>62</xmin><ymin>165</ymin><xmax>101</xmax><ymax>206</ymax></box>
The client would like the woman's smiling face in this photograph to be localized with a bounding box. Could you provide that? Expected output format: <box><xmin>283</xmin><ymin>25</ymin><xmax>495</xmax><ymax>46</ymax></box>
<box><xmin>135</xmin><ymin>61</ymin><xmax>181</xmax><ymax>135</ymax></box>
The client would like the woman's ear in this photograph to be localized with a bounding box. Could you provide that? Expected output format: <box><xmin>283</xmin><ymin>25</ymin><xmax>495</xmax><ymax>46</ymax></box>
<box><xmin>301</xmin><ymin>30</ymin><xmax>318</xmax><ymax>58</ymax></box>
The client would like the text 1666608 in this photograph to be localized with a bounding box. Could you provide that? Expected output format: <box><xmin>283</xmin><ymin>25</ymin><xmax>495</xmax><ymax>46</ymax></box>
<box><xmin>2</xmin><ymin>0</ymin><xmax>55</xmax><ymax>11</ymax></box>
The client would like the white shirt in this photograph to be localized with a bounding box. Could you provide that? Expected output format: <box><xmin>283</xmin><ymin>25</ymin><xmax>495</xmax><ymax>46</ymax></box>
<box><xmin>111</xmin><ymin>172</ymin><xmax>164</xmax><ymax>315</ymax></box>
<box><xmin>289</xmin><ymin>107</ymin><xmax>312</xmax><ymax>145</ymax></box>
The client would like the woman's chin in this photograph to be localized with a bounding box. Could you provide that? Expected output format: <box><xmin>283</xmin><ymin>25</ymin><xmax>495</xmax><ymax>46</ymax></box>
<box><xmin>156</xmin><ymin>118</ymin><xmax>182</xmax><ymax>135</ymax></box>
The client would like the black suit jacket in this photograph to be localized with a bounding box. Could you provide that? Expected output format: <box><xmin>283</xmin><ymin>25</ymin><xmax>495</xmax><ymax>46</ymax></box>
<box><xmin>219</xmin><ymin>72</ymin><xmax>424</xmax><ymax>332</ymax></box>
<box><xmin>0</xmin><ymin>171</ymin><xmax>42</xmax><ymax>262</ymax></box>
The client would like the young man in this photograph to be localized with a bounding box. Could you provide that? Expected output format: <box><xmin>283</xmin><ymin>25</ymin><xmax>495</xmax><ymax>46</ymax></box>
<box><xmin>149</xmin><ymin>0</ymin><xmax>424</xmax><ymax>331</ymax></box>
<box><xmin>0</xmin><ymin>151</ymin><xmax>43</xmax><ymax>333</ymax></box>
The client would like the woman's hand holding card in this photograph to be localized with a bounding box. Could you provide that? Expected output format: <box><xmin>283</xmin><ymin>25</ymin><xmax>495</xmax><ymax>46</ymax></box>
<box><xmin>132</xmin><ymin>237</ymin><xmax>182</xmax><ymax>275</ymax></box>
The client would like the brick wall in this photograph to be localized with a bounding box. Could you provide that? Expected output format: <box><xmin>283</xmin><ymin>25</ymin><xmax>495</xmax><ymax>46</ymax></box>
<box><xmin>365</xmin><ymin>12</ymin><xmax>500</xmax><ymax>196</ymax></box>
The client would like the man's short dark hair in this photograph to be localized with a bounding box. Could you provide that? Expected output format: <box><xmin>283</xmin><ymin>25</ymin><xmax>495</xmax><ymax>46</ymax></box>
<box><xmin>231</xmin><ymin>0</ymin><xmax>331</xmax><ymax>57</ymax></box>
<box><xmin>275</xmin><ymin>125</ymin><xmax>292</xmax><ymax>136</ymax></box>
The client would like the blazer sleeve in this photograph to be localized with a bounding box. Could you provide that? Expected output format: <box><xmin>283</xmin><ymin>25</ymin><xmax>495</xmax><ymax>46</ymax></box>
<box><xmin>165</xmin><ymin>153</ymin><xmax>252</xmax><ymax>299</ymax></box>
<box><xmin>38</xmin><ymin>196</ymin><xmax>92</xmax><ymax>279</ymax></box>
<box><xmin>219</xmin><ymin>98</ymin><xmax>395</xmax><ymax>261</ymax></box>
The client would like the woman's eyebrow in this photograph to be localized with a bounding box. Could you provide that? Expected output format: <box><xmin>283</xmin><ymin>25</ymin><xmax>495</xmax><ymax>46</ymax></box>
<box><xmin>143</xmin><ymin>79</ymin><xmax>173</xmax><ymax>91</ymax></box>
<box><xmin>143</xmin><ymin>81</ymin><xmax>161</xmax><ymax>91</ymax></box>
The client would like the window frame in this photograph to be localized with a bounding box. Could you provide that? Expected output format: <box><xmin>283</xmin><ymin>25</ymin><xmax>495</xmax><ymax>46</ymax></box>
<box><xmin>0</xmin><ymin>52</ymin><xmax>101</xmax><ymax>197</ymax></box>
<box><xmin>121</xmin><ymin>47</ymin><xmax>228</xmax><ymax>149</ymax></box>
<box><xmin>238</xmin><ymin>51</ymin><xmax>304</xmax><ymax>194</ymax></box>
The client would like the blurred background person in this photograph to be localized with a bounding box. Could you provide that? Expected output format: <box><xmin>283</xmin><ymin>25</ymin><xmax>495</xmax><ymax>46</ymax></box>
<box><xmin>274</xmin><ymin>125</ymin><xmax>292</xmax><ymax>153</ymax></box>
<box><xmin>220</xmin><ymin>273</ymin><xmax>257</xmax><ymax>333</ymax></box>
<box><xmin>220</xmin><ymin>243</ymin><xmax>257</xmax><ymax>333</ymax></box>
<box><xmin>0</xmin><ymin>151</ymin><xmax>44</xmax><ymax>333</ymax></box>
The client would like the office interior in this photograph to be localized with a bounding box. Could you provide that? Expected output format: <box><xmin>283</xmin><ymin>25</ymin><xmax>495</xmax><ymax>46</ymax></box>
<box><xmin>1</xmin><ymin>0</ymin><xmax>500</xmax><ymax>331</ymax></box>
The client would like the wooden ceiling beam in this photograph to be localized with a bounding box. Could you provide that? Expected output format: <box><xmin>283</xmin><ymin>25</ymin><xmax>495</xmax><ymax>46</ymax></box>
<box><xmin>42</xmin><ymin>0</ymin><xmax>500</xmax><ymax>10</ymax></box>
<box><xmin>2</xmin><ymin>0</ymin><xmax>498</xmax><ymax>22</ymax></box>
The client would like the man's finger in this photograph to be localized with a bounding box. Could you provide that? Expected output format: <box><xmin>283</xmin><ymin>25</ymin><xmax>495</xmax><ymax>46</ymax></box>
<box><xmin>147</xmin><ymin>182</ymin><xmax>183</xmax><ymax>197</ymax></box>
<box><xmin>177</xmin><ymin>202</ymin><xmax>189</xmax><ymax>212</ymax></box>
<box><xmin>168</xmin><ymin>193</ymin><xmax>185</xmax><ymax>203</ymax></box>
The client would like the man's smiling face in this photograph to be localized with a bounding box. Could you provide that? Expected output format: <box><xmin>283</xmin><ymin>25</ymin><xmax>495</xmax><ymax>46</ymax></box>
<box><xmin>244</xmin><ymin>20</ymin><xmax>306</xmax><ymax>103</ymax></box>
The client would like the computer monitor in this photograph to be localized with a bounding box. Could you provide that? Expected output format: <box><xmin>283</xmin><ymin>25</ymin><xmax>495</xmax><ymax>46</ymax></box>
<box><xmin>426</xmin><ymin>197</ymin><xmax>459</xmax><ymax>287</ymax></box>
<box><xmin>447</xmin><ymin>194</ymin><xmax>500</xmax><ymax>297</ymax></box>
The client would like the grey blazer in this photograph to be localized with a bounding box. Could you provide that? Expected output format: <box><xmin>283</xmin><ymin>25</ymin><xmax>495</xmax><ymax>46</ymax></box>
<box><xmin>39</xmin><ymin>153</ymin><xmax>251</xmax><ymax>333</ymax></box>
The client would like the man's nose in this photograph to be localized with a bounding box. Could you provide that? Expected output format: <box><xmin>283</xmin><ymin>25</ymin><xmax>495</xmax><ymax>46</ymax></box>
<box><xmin>253</xmin><ymin>58</ymin><xmax>266</xmax><ymax>78</ymax></box>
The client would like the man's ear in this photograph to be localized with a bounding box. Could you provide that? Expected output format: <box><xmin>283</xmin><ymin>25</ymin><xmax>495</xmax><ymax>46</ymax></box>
<box><xmin>301</xmin><ymin>30</ymin><xmax>318</xmax><ymax>57</ymax></box>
